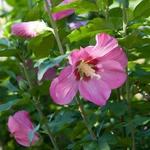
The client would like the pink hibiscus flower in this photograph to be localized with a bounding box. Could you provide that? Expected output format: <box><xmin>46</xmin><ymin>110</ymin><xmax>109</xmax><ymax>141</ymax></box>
<box><xmin>11</xmin><ymin>21</ymin><xmax>49</xmax><ymax>38</ymax></box>
<box><xmin>52</xmin><ymin>0</ymin><xmax>77</xmax><ymax>21</ymax></box>
<box><xmin>50</xmin><ymin>33</ymin><xmax>127</xmax><ymax>106</ymax></box>
<box><xmin>8</xmin><ymin>111</ymin><xmax>39</xmax><ymax>147</ymax></box>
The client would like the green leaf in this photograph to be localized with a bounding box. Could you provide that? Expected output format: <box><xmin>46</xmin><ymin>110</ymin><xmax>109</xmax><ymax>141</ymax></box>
<box><xmin>83</xmin><ymin>142</ymin><xmax>98</xmax><ymax>150</ymax></box>
<box><xmin>28</xmin><ymin>31</ymin><xmax>55</xmax><ymax>58</ymax></box>
<box><xmin>119</xmin><ymin>31</ymin><xmax>150</xmax><ymax>49</ymax></box>
<box><xmin>0</xmin><ymin>78</ymin><xmax>18</xmax><ymax>92</ymax></box>
<box><xmin>134</xmin><ymin>0</ymin><xmax>150</xmax><ymax>18</ymax></box>
<box><xmin>36</xmin><ymin>54</ymin><xmax>68</xmax><ymax>81</ymax></box>
<box><xmin>5</xmin><ymin>0</ymin><xmax>28</xmax><ymax>6</ymax></box>
<box><xmin>49</xmin><ymin>110</ymin><xmax>78</xmax><ymax>132</ymax></box>
<box><xmin>0</xmin><ymin>38</ymin><xmax>10</xmax><ymax>48</ymax></box>
<box><xmin>0</xmin><ymin>48</ymin><xmax>19</xmax><ymax>57</ymax></box>
<box><xmin>0</xmin><ymin>99</ymin><xmax>19</xmax><ymax>112</ymax></box>
<box><xmin>98</xmin><ymin>139</ymin><xmax>110</xmax><ymax>150</ymax></box>
<box><xmin>53</xmin><ymin>0</ymin><xmax>98</xmax><ymax>14</ymax></box>
<box><xmin>109</xmin><ymin>7</ymin><xmax>122</xmax><ymax>17</ymax></box>
<box><xmin>67</xmin><ymin>18</ymin><xmax>112</xmax><ymax>42</ymax></box>
<box><xmin>131</xmin><ymin>115</ymin><xmax>150</xmax><ymax>126</ymax></box>
<box><xmin>107</xmin><ymin>102</ymin><xmax>128</xmax><ymax>117</ymax></box>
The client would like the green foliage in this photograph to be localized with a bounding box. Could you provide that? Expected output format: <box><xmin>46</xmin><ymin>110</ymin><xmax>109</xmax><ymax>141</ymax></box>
<box><xmin>28</xmin><ymin>31</ymin><xmax>55</xmax><ymax>58</ymax></box>
<box><xmin>0</xmin><ymin>0</ymin><xmax>150</xmax><ymax>149</ymax></box>
<box><xmin>0</xmin><ymin>99</ymin><xmax>19</xmax><ymax>112</ymax></box>
<box><xmin>35</xmin><ymin>54</ymin><xmax>68</xmax><ymax>80</ymax></box>
<box><xmin>134</xmin><ymin>0</ymin><xmax>150</xmax><ymax>18</ymax></box>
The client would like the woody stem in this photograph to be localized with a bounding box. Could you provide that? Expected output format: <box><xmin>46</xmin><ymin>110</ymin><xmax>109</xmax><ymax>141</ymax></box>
<box><xmin>122</xmin><ymin>1</ymin><xmax>136</xmax><ymax>150</ymax></box>
<box><xmin>44</xmin><ymin>0</ymin><xmax>64</xmax><ymax>55</ymax></box>
<box><xmin>21</xmin><ymin>61</ymin><xmax>59</xmax><ymax>150</ymax></box>
<box><xmin>76</xmin><ymin>97</ymin><xmax>97</xmax><ymax>140</ymax></box>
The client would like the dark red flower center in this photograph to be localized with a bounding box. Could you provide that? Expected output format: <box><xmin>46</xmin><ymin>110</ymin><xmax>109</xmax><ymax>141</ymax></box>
<box><xmin>74</xmin><ymin>58</ymin><xmax>100</xmax><ymax>81</ymax></box>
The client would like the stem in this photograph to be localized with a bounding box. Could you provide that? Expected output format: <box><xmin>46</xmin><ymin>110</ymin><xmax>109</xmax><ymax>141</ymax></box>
<box><xmin>76</xmin><ymin>97</ymin><xmax>97</xmax><ymax>140</ymax></box>
<box><xmin>28</xmin><ymin>0</ymin><xmax>33</xmax><ymax>9</ymax></box>
<box><xmin>105</xmin><ymin>0</ymin><xmax>109</xmax><ymax>20</ymax></box>
<box><xmin>122</xmin><ymin>2</ymin><xmax>136</xmax><ymax>150</ymax></box>
<box><xmin>122</xmin><ymin>3</ymin><xmax>127</xmax><ymax>35</ymax></box>
<box><xmin>22</xmin><ymin>62</ymin><xmax>59</xmax><ymax>150</ymax></box>
<box><xmin>44</xmin><ymin>0</ymin><xmax>64</xmax><ymax>54</ymax></box>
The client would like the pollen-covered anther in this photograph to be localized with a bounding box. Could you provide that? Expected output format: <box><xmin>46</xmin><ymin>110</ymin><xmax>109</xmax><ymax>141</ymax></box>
<box><xmin>77</xmin><ymin>61</ymin><xmax>101</xmax><ymax>79</ymax></box>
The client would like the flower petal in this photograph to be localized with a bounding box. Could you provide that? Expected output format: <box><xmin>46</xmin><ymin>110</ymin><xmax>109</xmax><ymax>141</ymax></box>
<box><xmin>97</xmin><ymin>60</ymin><xmax>127</xmax><ymax>89</ymax></box>
<box><xmin>91</xmin><ymin>33</ymin><xmax>118</xmax><ymax>58</ymax></box>
<box><xmin>13</xmin><ymin>111</ymin><xmax>33</xmax><ymax>129</ymax></box>
<box><xmin>68</xmin><ymin>49</ymin><xmax>81</xmax><ymax>65</ymax></box>
<box><xmin>100</xmin><ymin>47</ymin><xmax>128</xmax><ymax>68</ymax></box>
<box><xmin>50</xmin><ymin>66</ymin><xmax>78</xmax><ymax>105</ymax></box>
<box><xmin>52</xmin><ymin>9</ymin><xmax>74</xmax><ymax>21</ymax></box>
<box><xmin>52</xmin><ymin>0</ymin><xmax>75</xmax><ymax>20</ymax></box>
<box><xmin>7</xmin><ymin>111</ymin><xmax>39</xmax><ymax>147</ymax></box>
<box><xmin>68</xmin><ymin>47</ymin><xmax>92</xmax><ymax>65</ymax></box>
<box><xmin>14</xmin><ymin>129</ymin><xmax>39</xmax><ymax>147</ymax></box>
<box><xmin>11</xmin><ymin>21</ymin><xmax>47</xmax><ymax>38</ymax></box>
<box><xmin>79</xmin><ymin>78</ymin><xmax>111</xmax><ymax>106</ymax></box>
<box><xmin>8</xmin><ymin>116</ymin><xmax>20</xmax><ymax>134</ymax></box>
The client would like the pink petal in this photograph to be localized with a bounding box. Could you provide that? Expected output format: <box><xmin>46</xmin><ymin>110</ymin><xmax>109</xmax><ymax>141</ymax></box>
<box><xmin>42</xmin><ymin>68</ymin><xmax>56</xmax><ymax>80</ymax></box>
<box><xmin>8</xmin><ymin>116</ymin><xmax>20</xmax><ymax>134</ymax></box>
<box><xmin>100</xmin><ymin>47</ymin><xmax>128</xmax><ymax>68</ymax></box>
<box><xmin>97</xmin><ymin>60</ymin><xmax>127</xmax><ymax>89</ymax></box>
<box><xmin>13</xmin><ymin>111</ymin><xmax>33</xmax><ymax>129</ymax></box>
<box><xmin>14</xmin><ymin>129</ymin><xmax>39</xmax><ymax>147</ymax></box>
<box><xmin>52</xmin><ymin>0</ymin><xmax>77</xmax><ymax>21</ymax></box>
<box><xmin>11</xmin><ymin>21</ymin><xmax>47</xmax><ymax>38</ymax></box>
<box><xmin>7</xmin><ymin>111</ymin><xmax>39</xmax><ymax>147</ymax></box>
<box><xmin>68</xmin><ymin>47</ymin><xmax>93</xmax><ymax>65</ymax></box>
<box><xmin>15</xmin><ymin>138</ymin><xmax>31</xmax><ymax>147</ymax></box>
<box><xmin>50</xmin><ymin>66</ymin><xmax>78</xmax><ymax>105</ymax></box>
<box><xmin>91</xmin><ymin>33</ymin><xmax>119</xmax><ymax>58</ymax></box>
<box><xmin>52</xmin><ymin>9</ymin><xmax>74</xmax><ymax>21</ymax></box>
<box><xmin>79</xmin><ymin>78</ymin><xmax>111</xmax><ymax>106</ymax></box>
<box><xmin>68</xmin><ymin>49</ymin><xmax>81</xmax><ymax>65</ymax></box>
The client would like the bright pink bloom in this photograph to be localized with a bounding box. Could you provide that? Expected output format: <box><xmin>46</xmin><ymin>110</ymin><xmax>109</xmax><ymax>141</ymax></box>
<box><xmin>8</xmin><ymin>111</ymin><xmax>39</xmax><ymax>147</ymax></box>
<box><xmin>52</xmin><ymin>0</ymin><xmax>76</xmax><ymax>21</ymax></box>
<box><xmin>11</xmin><ymin>21</ymin><xmax>48</xmax><ymax>38</ymax></box>
<box><xmin>50</xmin><ymin>33</ymin><xmax>127</xmax><ymax>106</ymax></box>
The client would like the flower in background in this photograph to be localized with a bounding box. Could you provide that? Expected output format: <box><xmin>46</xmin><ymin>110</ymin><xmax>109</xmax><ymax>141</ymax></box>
<box><xmin>8</xmin><ymin>111</ymin><xmax>39</xmax><ymax>147</ymax></box>
<box><xmin>52</xmin><ymin>0</ymin><xmax>77</xmax><ymax>21</ymax></box>
<box><xmin>42</xmin><ymin>67</ymin><xmax>57</xmax><ymax>81</ymax></box>
<box><xmin>11</xmin><ymin>21</ymin><xmax>49</xmax><ymax>38</ymax></box>
<box><xmin>50</xmin><ymin>33</ymin><xmax>127</xmax><ymax>106</ymax></box>
<box><xmin>68</xmin><ymin>21</ymin><xmax>88</xmax><ymax>30</ymax></box>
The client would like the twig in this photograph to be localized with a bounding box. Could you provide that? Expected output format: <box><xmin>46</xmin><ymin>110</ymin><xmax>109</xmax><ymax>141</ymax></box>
<box><xmin>44</xmin><ymin>0</ymin><xmax>64</xmax><ymax>55</ymax></box>
<box><xmin>76</xmin><ymin>97</ymin><xmax>97</xmax><ymax>140</ymax></box>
